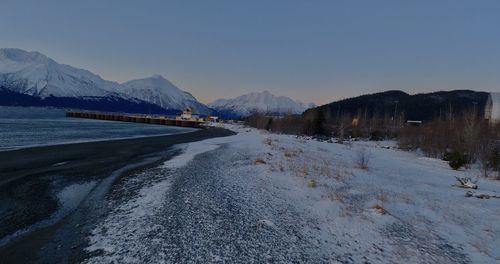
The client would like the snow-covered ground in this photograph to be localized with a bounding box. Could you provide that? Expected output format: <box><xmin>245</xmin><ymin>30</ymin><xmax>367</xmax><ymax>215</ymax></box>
<box><xmin>84</xmin><ymin>124</ymin><xmax>500</xmax><ymax>263</ymax></box>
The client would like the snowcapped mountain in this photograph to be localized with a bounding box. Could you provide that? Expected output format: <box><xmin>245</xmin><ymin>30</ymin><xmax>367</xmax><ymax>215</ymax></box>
<box><xmin>209</xmin><ymin>91</ymin><xmax>314</xmax><ymax>116</ymax></box>
<box><xmin>119</xmin><ymin>75</ymin><xmax>210</xmax><ymax>114</ymax></box>
<box><xmin>0</xmin><ymin>48</ymin><xmax>209</xmax><ymax>114</ymax></box>
<box><xmin>0</xmin><ymin>48</ymin><xmax>119</xmax><ymax>98</ymax></box>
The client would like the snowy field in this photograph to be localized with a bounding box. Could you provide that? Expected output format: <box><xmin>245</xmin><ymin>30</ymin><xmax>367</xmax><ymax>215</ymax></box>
<box><xmin>84</xmin><ymin>124</ymin><xmax>500</xmax><ymax>263</ymax></box>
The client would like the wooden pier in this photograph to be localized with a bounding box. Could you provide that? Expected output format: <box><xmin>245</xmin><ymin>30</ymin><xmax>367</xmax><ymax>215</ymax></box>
<box><xmin>66</xmin><ymin>111</ymin><xmax>204</xmax><ymax>128</ymax></box>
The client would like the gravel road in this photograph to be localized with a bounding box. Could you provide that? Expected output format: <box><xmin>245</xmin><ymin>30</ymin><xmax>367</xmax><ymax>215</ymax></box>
<box><xmin>83</xmin><ymin>144</ymin><xmax>329</xmax><ymax>263</ymax></box>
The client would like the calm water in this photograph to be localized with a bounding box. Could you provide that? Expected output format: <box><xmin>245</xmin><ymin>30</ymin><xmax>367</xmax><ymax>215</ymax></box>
<box><xmin>0</xmin><ymin>107</ymin><xmax>195</xmax><ymax>150</ymax></box>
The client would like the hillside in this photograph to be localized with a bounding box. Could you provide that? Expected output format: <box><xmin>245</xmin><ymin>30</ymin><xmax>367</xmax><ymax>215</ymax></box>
<box><xmin>304</xmin><ymin>90</ymin><xmax>489</xmax><ymax>121</ymax></box>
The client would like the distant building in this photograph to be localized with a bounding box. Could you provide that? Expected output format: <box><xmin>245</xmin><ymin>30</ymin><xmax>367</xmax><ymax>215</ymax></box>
<box><xmin>206</xmin><ymin>116</ymin><xmax>219</xmax><ymax>122</ymax></box>
<box><xmin>176</xmin><ymin>107</ymin><xmax>203</xmax><ymax>121</ymax></box>
<box><xmin>485</xmin><ymin>93</ymin><xmax>500</xmax><ymax>123</ymax></box>
<box><xmin>407</xmin><ymin>120</ymin><xmax>422</xmax><ymax>125</ymax></box>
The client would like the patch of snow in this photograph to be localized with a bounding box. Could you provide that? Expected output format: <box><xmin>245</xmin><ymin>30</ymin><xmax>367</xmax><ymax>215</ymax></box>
<box><xmin>161</xmin><ymin>142</ymin><xmax>220</xmax><ymax>169</ymax></box>
<box><xmin>51</xmin><ymin>161</ymin><xmax>69</xmax><ymax>167</ymax></box>
<box><xmin>55</xmin><ymin>181</ymin><xmax>97</xmax><ymax>217</ymax></box>
<box><xmin>85</xmin><ymin>170</ymin><xmax>173</xmax><ymax>262</ymax></box>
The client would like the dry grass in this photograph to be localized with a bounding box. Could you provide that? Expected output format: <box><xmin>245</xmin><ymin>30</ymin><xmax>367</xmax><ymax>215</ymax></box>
<box><xmin>332</xmin><ymin>162</ymin><xmax>353</xmax><ymax>181</ymax></box>
<box><xmin>301</xmin><ymin>165</ymin><xmax>309</xmax><ymax>176</ymax></box>
<box><xmin>371</xmin><ymin>204</ymin><xmax>387</xmax><ymax>215</ymax></box>
<box><xmin>470</xmin><ymin>242</ymin><xmax>491</xmax><ymax>257</ymax></box>
<box><xmin>268</xmin><ymin>161</ymin><xmax>285</xmax><ymax>172</ymax></box>
<box><xmin>283</xmin><ymin>148</ymin><xmax>303</xmax><ymax>158</ymax></box>
<box><xmin>254</xmin><ymin>158</ymin><xmax>267</xmax><ymax>165</ymax></box>
<box><xmin>308</xmin><ymin>179</ymin><xmax>317</xmax><ymax>188</ymax></box>
<box><xmin>278</xmin><ymin>163</ymin><xmax>285</xmax><ymax>172</ymax></box>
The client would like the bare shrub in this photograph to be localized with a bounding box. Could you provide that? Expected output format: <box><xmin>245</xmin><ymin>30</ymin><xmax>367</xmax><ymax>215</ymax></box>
<box><xmin>494</xmin><ymin>173</ymin><xmax>500</xmax><ymax>181</ymax></box>
<box><xmin>355</xmin><ymin>147</ymin><xmax>371</xmax><ymax>170</ymax></box>
<box><xmin>301</xmin><ymin>165</ymin><xmax>309</xmax><ymax>176</ymax></box>
<box><xmin>246</xmin><ymin>113</ymin><xmax>310</xmax><ymax>135</ymax></box>
<box><xmin>375</xmin><ymin>191</ymin><xmax>387</xmax><ymax>203</ymax></box>
<box><xmin>398</xmin><ymin>111</ymin><xmax>500</xmax><ymax>178</ymax></box>
<box><xmin>262</xmin><ymin>138</ymin><xmax>272</xmax><ymax>146</ymax></box>
<box><xmin>247</xmin><ymin>113</ymin><xmax>272</xmax><ymax>130</ymax></box>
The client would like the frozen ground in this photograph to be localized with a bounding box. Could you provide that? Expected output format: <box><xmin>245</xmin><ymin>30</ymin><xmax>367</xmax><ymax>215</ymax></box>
<box><xmin>83</xmin><ymin>124</ymin><xmax>500</xmax><ymax>263</ymax></box>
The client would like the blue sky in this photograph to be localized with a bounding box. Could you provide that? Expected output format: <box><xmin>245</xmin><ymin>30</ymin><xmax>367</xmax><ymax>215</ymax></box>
<box><xmin>1</xmin><ymin>0</ymin><xmax>499</xmax><ymax>104</ymax></box>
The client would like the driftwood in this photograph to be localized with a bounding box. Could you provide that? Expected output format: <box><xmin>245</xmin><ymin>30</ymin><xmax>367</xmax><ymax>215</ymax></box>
<box><xmin>454</xmin><ymin>176</ymin><xmax>478</xmax><ymax>189</ymax></box>
<box><xmin>465</xmin><ymin>191</ymin><xmax>500</xmax><ymax>199</ymax></box>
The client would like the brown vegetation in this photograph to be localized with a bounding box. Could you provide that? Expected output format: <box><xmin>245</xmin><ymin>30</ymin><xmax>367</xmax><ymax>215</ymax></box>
<box><xmin>246</xmin><ymin>110</ymin><xmax>403</xmax><ymax>139</ymax></box>
<box><xmin>247</xmin><ymin>107</ymin><xmax>499</xmax><ymax>179</ymax></box>
<box><xmin>398</xmin><ymin>110</ymin><xmax>500</xmax><ymax>177</ymax></box>
<box><xmin>254</xmin><ymin>159</ymin><xmax>267</xmax><ymax>165</ymax></box>
<box><xmin>308</xmin><ymin>179</ymin><xmax>317</xmax><ymax>188</ymax></box>
<box><xmin>371</xmin><ymin>204</ymin><xmax>387</xmax><ymax>215</ymax></box>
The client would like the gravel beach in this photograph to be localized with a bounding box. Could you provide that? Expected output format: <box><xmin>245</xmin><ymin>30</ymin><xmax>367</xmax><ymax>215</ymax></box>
<box><xmin>0</xmin><ymin>127</ymin><xmax>235</xmax><ymax>263</ymax></box>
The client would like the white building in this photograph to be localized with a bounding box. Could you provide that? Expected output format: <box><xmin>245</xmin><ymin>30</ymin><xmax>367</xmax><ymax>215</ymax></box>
<box><xmin>485</xmin><ymin>93</ymin><xmax>500</xmax><ymax>123</ymax></box>
<box><xmin>176</xmin><ymin>107</ymin><xmax>203</xmax><ymax>122</ymax></box>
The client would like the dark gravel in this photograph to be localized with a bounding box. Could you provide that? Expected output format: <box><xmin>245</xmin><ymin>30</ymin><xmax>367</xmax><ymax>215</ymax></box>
<box><xmin>0</xmin><ymin>127</ymin><xmax>234</xmax><ymax>263</ymax></box>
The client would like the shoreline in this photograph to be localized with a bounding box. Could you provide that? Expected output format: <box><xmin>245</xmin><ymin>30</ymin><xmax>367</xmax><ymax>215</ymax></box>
<box><xmin>0</xmin><ymin>129</ymin><xmax>196</xmax><ymax>153</ymax></box>
<box><xmin>0</xmin><ymin>127</ymin><xmax>235</xmax><ymax>263</ymax></box>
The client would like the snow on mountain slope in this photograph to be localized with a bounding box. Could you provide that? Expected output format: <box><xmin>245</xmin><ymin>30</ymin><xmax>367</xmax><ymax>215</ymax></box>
<box><xmin>209</xmin><ymin>91</ymin><xmax>313</xmax><ymax>116</ymax></box>
<box><xmin>0</xmin><ymin>48</ymin><xmax>210</xmax><ymax>114</ymax></box>
<box><xmin>119</xmin><ymin>75</ymin><xmax>210</xmax><ymax>114</ymax></box>
<box><xmin>0</xmin><ymin>48</ymin><xmax>119</xmax><ymax>98</ymax></box>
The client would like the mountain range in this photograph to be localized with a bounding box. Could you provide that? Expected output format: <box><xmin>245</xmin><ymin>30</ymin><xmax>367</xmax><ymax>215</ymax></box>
<box><xmin>208</xmin><ymin>91</ymin><xmax>315</xmax><ymax>117</ymax></box>
<box><xmin>0</xmin><ymin>48</ymin><xmax>204</xmax><ymax>114</ymax></box>
<box><xmin>1</xmin><ymin>48</ymin><xmax>493</xmax><ymax>121</ymax></box>
<box><xmin>0</xmin><ymin>48</ymin><xmax>313</xmax><ymax>117</ymax></box>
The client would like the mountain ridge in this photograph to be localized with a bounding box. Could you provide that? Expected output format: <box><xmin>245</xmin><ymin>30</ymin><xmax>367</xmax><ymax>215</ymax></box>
<box><xmin>303</xmin><ymin>89</ymin><xmax>490</xmax><ymax>122</ymax></box>
<box><xmin>209</xmin><ymin>90</ymin><xmax>315</xmax><ymax>117</ymax></box>
<box><xmin>0</xmin><ymin>48</ymin><xmax>209</xmax><ymax>114</ymax></box>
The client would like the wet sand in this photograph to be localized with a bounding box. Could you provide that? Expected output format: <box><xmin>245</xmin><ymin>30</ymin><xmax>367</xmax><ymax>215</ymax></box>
<box><xmin>0</xmin><ymin>127</ymin><xmax>235</xmax><ymax>263</ymax></box>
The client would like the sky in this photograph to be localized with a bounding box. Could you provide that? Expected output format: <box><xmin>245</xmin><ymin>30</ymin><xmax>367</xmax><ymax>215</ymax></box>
<box><xmin>1</xmin><ymin>0</ymin><xmax>499</xmax><ymax>105</ymax></box>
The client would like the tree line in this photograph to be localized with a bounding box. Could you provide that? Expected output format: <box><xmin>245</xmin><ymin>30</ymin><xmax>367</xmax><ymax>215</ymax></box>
<box><xmin>246</xmin><ymin>107</ymin><xmax>500</xmax><ymax>179</ymax></box>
